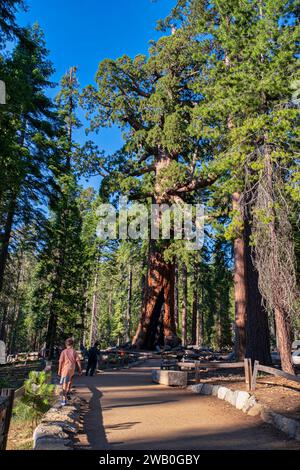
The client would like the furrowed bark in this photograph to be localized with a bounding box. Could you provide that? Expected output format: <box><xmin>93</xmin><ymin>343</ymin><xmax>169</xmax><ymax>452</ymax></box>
<box><xmin>232</xmin><ymin>192</ymin><xmax>247</xmax><ymax>360</ymax></box>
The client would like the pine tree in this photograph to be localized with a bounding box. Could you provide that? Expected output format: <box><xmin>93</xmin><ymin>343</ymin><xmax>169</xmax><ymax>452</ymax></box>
<box><xmin>31</xmin><ymin>67</ymin><xmax>86</xmax><ymax>357</ymax></box>
<box><xmin>0</xmin><ymin>25</ymin><xmax>59</xmax><ymax>337</ymax></box>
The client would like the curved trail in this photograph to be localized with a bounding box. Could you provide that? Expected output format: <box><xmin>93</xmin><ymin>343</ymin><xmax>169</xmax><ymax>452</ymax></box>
<box><xmin>74</xmin><ymin>359</ymin><xmax>299</xmax><ymax>450</ymax></box>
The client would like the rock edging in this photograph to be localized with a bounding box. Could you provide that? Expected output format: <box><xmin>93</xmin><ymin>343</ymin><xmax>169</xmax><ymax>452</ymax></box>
<box><xmin>188</xmin><ymin>383</ymin><xmax>300</xmax><ymax>442</ymax></box>
<box><xmin>33</xmin><ymin>397</ymin><xmax>81</xmax><ymax>450</ymax></box>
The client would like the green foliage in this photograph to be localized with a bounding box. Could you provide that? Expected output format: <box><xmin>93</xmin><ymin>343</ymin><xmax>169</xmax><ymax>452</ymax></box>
<box><xmin>0</xmin><ymin>377</ymin><xmax>9</xmax><ymax>388</ymax></box>
<box><xmin>14</xmin><ymin>371</ymin><xmax>55</xmax><ymax>427</ymax></box>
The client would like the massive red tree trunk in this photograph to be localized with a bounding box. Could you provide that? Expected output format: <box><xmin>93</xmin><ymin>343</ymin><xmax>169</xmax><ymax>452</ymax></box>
<box><xmin>132</xmin><ymin>243</ymin><xmax>179</xmax><ymax>349</ymax></box>
<box><xmin>132</xmin><ymin>149</ymin><xmax>181</xmax><ymax>350</ymax></box>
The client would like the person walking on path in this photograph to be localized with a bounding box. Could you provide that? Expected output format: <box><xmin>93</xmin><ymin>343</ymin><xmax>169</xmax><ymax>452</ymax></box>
<box><xmin>58</xmin><ymin>338</ymin><xmax>82</xmax><ymax>405</ymax></box>
<box><xmin>86</xmin><ymin>341</ymin><xmax>100</xmax><ymax>377</ymax></box>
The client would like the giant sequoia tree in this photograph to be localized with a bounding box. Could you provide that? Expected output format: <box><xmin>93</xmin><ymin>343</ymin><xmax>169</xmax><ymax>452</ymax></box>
<box><xmin>83</xmin><ymin>30</ymin><xmax>218</xmax><ymax>349</ymax></box>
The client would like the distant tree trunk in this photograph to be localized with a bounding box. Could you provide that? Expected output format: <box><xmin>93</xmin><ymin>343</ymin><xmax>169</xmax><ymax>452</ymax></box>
<box><xmin>0</xmin><ymin>305</ymin><xmax>8</xmax><ymax>341</ymax></box>
<box><xmin>0</xmin><ymin>191</ymin><xmax>17</xmax><ymax>294</ymax></box>
<box><xmin>232</xmin><ymin>192</ymin><xmax>247</xmax><ymax>360</ymax></box>
<box><xmin>192</xmin><ymin>287</ymin><xmax>198</xmax><ymax>345</ymax></box>
<box><xmin>244</xmin><ymin>197</ymin><xmax>272</xmax><ymax>365</ymax></box>
<box><xmin>45</xmin><ymin>246</ymin><xmax>65</xmax><ymax>358</ymax></box>
<box><xmin>45</xmin><ymin>306</ymin><xmax>58</xmax><ymax>359</ymax></box>
<box><xmin>9</xmin><ymin>304</ymin><xmax>21</xmax><ymax>354</ymax></box>
<box><xmin>274</xmin><ymin>306</ymin><xmax>293</xmax><ymax>374</ymax></box>
<box><xmin>8</xmin><ymin>251</ymin><xmax>23</xmax><ymax>353</ymax></box>
<box><xmin>125</xmin><ymin>265</ymin><xmax>132</xmax><ymax>343</ymax></box>
<box><xmin>89</xmin><ymin>268</ymin><xmax>99</xmax><ymax>347</ymax></box>
<box><xmin>196</xmin><ymin>299</ymin><xmax>203</xmax><ymax>347</ymax></box>
<box><xmin>82</xmin><ymin>281</ymin><xmax>89</xmax><ymax>346</ymax></box>
<box><xmin>181</xmin><ymin>264</ymin><xmax>187</xmax><ymax>347</ymax></box>
<box><xmin>174</xmin><ymin>264</ymin><xmax>179</xmax><ymax>330</ymax></box>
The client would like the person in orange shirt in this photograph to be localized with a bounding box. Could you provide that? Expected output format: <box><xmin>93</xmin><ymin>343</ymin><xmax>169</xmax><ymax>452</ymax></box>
<box><xmin>58</xmin><ymin>338</ymin><xmax>82</xmax><ymax>405</ymax></box>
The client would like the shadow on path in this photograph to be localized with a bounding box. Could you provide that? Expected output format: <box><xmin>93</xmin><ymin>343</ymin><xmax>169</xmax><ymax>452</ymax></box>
<box><xmin>75</xmin><ymin>382</ymin><xmax>109</xmax><ymax>450</ymax></box>
<box><xmin>74</xmin><ymin>361</ymin><xmax>300</xmax><ymax>451</ymax></box>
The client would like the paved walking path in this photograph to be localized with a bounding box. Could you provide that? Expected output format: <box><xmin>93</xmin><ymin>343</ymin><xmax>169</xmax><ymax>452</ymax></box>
<box><xmin>74</xmin><ymin>359</ymin><xmax>300</xmax><ymax>450</ymax></box>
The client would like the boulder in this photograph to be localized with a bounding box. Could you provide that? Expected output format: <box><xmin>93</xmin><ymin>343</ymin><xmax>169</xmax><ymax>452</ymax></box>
<box><xmin>152</xmin><ymin>369</ymin><xmax>187</xmax><ymax>387</ymax></box>
<box><xmin>235</xmin><ymin>391</ymin><xmax>250</xmax><ymax>410</ymax></box>
<box><xmin>248</xmin><ymin>403</ymin><xmax>264</xmax><ymax>416</ymax></box>
<box><xmin>201</xmin><ymin>384</ymin><xmax>213</xmax><ymax>395</ymax></box>
<box><xmin>188</xmin><ymin>384</ymin><xmax>203</xmax><ymax>394</ymax></box>
<box><xmin>225</xmin><ymin>389</ymin><xmax>238</xmax><ymax>406</ymax></box>
<box><xmin>242</xmin><ymin>395</ymin><xmax>257</xmax><ymax>414</ymax></box>
<box><xmin>217</xmin><ymin>386</ymin><xmax>229</xmax><ymax>400</ymax></box>
<box><xmin>33</xmin><ymin>423</ymin><xmax>69</xmax><ymax>447</ymax></box>
<box><xmin>272</xmin><ymin>413</ymin><xmax>298</xmax><ymax>438</ymax></box>
<box><xmin>34</xmin><ymin>437</ymin><xmax>72</xmax><ymax>450</ymax></box>
<box><xmin>212</xmin><ymin>385</ymin><xmax>220</xmax><ymax>396</ymax></box>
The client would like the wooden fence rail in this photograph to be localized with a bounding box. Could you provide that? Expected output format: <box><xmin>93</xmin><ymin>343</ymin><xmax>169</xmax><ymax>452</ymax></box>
<box><xmin>178</xmin><ymin>358</ymin><xmax>253</xmax><ymax>391</ymax></box>
<box><xmin>251</xmin><ymin>361</ymin><xmax>300</xmax><ymax>391</ymax></box>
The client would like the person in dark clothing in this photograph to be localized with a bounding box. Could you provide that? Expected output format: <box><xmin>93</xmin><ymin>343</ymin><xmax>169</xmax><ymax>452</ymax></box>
<box><xmin>86</xmin><ymin>342</ymin><xmax>100</xmax><ymax>376</ymax></box>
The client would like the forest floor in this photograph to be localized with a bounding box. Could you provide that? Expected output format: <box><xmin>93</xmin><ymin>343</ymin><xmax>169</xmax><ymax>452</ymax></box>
<box><xmin>198</xmin><ymin>370</ymin><xmax>300</xmax><ymax>421</ymax></box>
<box><xmin>73</xmin><ymin>359</ymin><xmax>300</xmax><ymax>450</ymax></box>
<box><xmin>6</xmin><ymin>418</ymin><xmax>33</xmax><ymax>450</ymax></box>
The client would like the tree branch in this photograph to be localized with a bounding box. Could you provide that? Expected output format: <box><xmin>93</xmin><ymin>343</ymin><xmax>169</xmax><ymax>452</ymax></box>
<box><xmin>165</xmin><ymin>174</ymin><xmax>218</xmax><ymax>196</ymax></box>
<box><xmin>124</xmin><ymin>165</ymin><xmax>155</xmax><ymax>177</ymax></box>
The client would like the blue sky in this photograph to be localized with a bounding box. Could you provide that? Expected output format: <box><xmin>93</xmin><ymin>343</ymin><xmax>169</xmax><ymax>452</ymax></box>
<box><xmin>17</xmin><ymin>0</ymin><xmax>176</xmax><ymax>190</ymax></box>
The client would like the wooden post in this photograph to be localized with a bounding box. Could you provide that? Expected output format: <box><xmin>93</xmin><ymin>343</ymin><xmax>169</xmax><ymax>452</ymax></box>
<box><xmin>247</xmin><ymin>358</ymin><xmax>252</xmax><ymax>390</ymax></box>
<box><xmin>251</xmin><ymin>360</ymin><xmax>259</xmax><ymax>391</ymax></box>
<box><xmin>195</xmin><ymin>361</ymin><xmax>200</xmax><ymax>383</ymax></box>
<box><xmin>244</xmin><ymin>358</ymin><xmax>252</xmax><ymax>391</ymax></box>
<box><xmin>0</xmin><ymin>389</ymin><xmax>15</xmax><ymax>450</ymax></box>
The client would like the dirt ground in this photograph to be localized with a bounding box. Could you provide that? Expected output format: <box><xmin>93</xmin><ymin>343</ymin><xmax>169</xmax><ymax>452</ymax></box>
<box><xmin>73</xmin><ymin>359</ymin><xmax>300</xmax><ymax>450</ymax></box>
<box><xmin>6</xmin><ymin>418</ymin><xmax>33</xmax><ymax>450</ymax></box>
<box><xmin>196</xmin><ymin>369</ymin><xmax>300</xmax><ymax>421</ymax></box>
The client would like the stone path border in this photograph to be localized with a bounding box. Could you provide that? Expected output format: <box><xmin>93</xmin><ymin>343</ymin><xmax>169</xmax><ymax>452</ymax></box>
<box><xmin>33</xmin><ymin>396</ymin><xmax>81</xmax><ymax>450</ymax></box>
<box><xmin>188</xmin><ymin>383</ymin><xmax>300</xmax><ymax>442</ymax></box>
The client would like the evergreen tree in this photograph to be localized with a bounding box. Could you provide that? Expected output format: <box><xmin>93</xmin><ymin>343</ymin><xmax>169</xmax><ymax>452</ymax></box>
<box><xmin>31</xmin><ymin>68</ymin><xmax>86</xmax><ymax>357</ymax></box>
<box><xmin>0</xmin><ymin>25</ymin><xmax>59</xmax><ymax>338</ymax></box>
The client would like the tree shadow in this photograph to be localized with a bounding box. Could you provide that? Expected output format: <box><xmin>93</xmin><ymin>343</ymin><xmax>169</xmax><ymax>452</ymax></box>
<box><xmin>108</xmin><ymin>421</ymin><xmax>300</xmax><ymax>450</ymax></box>
<box><xmin>106</xmin><ymin>422</ymin><xmax>140</xmax><ymax>430</ymax></box>
<box><xmin>103</xmin><ymin>398</ymin><xmax>178</xmax><ymax>411</ymax></box>
<box><xmin>74</xmin><ymin>382</ymin><xmax>109</xmax><ymax>450</ymax></box>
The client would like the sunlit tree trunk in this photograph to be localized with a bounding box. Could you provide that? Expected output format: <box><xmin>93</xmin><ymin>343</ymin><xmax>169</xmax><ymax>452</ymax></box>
<box><xmin>181</xmin><ymin>264</ymin><xmax>187</xmax><ymax>347</ymax></box>
<box><xmin>232</xmin><ymin>193</ymin><xmax>247</xmax><ymax>360</ymax></box>
<box><xmin>132</xmin><ymin>149</ymin><xmax>180</xmax><ymax>349</ymax></box>
<box><xmin>132</xmin><ymin>243</ymin><xmax>178</xmax><ymax>349</ymax></box>
<box><xmin>125</xmin><ymin>265</ymin><xmax>132</xmax><ymax>343</ymax></box>
<box><xmin>174</xmin><ymin>264</ymin><xmax>179</xmax><ymax>330</ymax></box>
